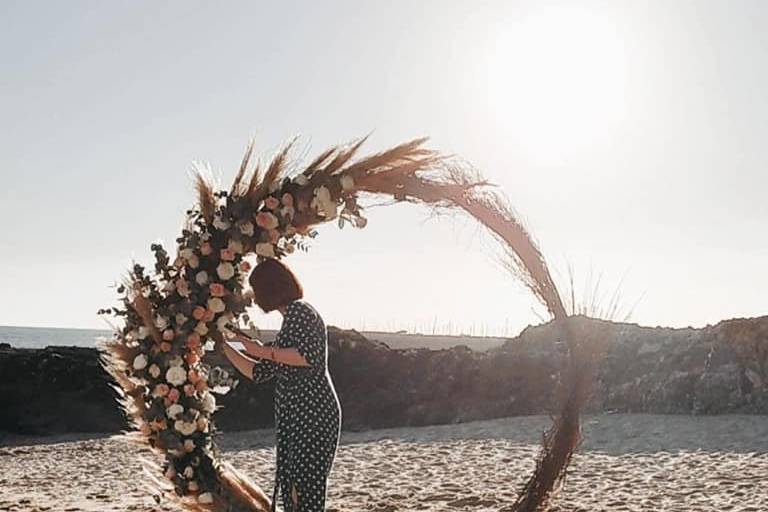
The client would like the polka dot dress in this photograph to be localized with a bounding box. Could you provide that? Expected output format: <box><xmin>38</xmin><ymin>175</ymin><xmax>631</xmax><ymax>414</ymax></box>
<box><xmin>251</xmin><ymin>300</ymin><xmax>342</xmax><ymax>512</ymax></box>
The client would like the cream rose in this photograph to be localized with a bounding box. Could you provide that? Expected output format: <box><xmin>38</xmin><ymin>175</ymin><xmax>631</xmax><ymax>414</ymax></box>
<box><xmin>166</xmin><ymin>366</ymin><xmax>187</xmax><ymax>386</ymax></box>
<box><xmin>216</xmin><ymin>262</ymin><xmax>235</xmax><ymax>281</ymax></box>
<box><xmin>195</xmin><ymin>271</ymin><xmax>209</xmax><ymax>286</ymax></box>
<box><xmin>201</xmin><ymin>392</ymin><xmax>217</xmax><ymax>414</ymax></box>
<box><xmin>207</xmin><ymin>297</ymin><xmax>226</xmax><ymax>314</ymax></box>
<box><xmin>212</xmin><ymin>215</ymin><xmax>230</xmax><ymax>231</ymax></box>
<box><xmin>167</xmin><ymin>404</ymin><xmax>184</xmax><ymax>420</ymax></box>
<box><xmin>148</xmin><ymin>364</ymin><xmax>161</xmax><ymax>379</ymax></box>
<box><xmin>132</xmin><ymin>354</ymin><xmax>148</xmax><ymax>370</ymax></box>
<box><xmin>239</xmin><ymin>221</ymin><xmax>255</xmax><ymax>236</ymax></box>
<box><xmin>175</xmin><ymin>420</ymin><xmax>197</xmax><ymax>436</ymax></box>
<box><xmin>228</xmin><ymin>239</ymin><xmax>244</xmax><ymax>254</ymax></box>
<box><xmin>198</xmin><ymin>492</ymin><xmax>214</xmax><ymax>504</ymax></box>
<box><xmin>254</xmin><ymin>243</ymin><xmax>275</xmax><ymax>258</ymax></box>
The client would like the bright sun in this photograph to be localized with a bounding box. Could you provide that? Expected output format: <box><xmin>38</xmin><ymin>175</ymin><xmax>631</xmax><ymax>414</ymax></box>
<box><xmin>487</xmin><ymin>6</ymin><xmax>628</xmax><ymax>164</ymax></box>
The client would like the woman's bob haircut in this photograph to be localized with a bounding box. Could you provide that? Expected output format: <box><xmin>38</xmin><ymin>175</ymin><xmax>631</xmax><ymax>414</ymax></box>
<box><xmin>248</xmin><ymin>258</ymin><xmax>304</xmax><ymax>313</ymax></box>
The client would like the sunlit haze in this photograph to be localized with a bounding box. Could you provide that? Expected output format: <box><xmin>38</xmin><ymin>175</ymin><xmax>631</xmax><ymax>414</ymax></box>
<box><xmin>1</xmin><ymin>1</ymin><xmax>766</xmax><ymax>334</ymax></box>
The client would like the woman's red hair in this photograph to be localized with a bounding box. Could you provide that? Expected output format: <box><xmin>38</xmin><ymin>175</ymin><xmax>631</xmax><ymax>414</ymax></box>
<box><xmin>248</xmin><ymin>258</ymin><xmax>304</xmax><ymax>313</ymax></box>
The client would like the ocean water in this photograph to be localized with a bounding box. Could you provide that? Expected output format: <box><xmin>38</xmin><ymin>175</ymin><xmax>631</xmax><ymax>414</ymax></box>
<box><xmin>0</xmin><ymin>325</ymin><xmax>112</xmax><ymax>349</ymax></box>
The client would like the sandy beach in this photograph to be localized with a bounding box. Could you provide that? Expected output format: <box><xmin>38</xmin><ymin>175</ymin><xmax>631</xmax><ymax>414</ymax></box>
<box><xmin>1</xmin><ymin>414</ymin><xmax>766</xmax><ymax>512</ymax></box>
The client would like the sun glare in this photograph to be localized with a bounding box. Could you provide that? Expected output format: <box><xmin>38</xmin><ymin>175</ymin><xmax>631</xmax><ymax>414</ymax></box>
<box><xmin>487</xmin><ymin>6</ymin><xmax>628</xmax><ymax>163</ymax></box>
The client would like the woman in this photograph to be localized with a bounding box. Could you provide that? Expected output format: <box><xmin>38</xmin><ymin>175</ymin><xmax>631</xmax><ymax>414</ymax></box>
<box><xmin>217</xmin><ymin>258</ymin><xmax>341</xmax><ymax>512</ymax></box>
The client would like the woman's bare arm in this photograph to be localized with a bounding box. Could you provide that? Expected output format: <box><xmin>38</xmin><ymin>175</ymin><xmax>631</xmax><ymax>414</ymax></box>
<box><xmin>226</xmin><ymin>337</ymin><xmax>310</xmax><ymax>368</ymax></box>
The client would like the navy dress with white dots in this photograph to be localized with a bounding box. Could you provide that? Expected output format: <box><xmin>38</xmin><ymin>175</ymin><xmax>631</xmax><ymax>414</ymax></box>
<box><xmin>252</xmin><ymin>300</ymin><xmax>342</xmax><ymax>512</ymax></box>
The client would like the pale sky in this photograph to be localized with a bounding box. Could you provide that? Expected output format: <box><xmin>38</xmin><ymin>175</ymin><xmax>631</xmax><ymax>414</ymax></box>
<box><xmin>1</xmin><ymin>1</ymin><xmax>766</xmax><ymax>334</ymax></box>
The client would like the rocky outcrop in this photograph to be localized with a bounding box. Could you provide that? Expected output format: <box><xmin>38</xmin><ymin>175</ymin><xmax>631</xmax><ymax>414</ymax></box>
<box><xmin>1</xmin><ymin>316</ymin><xmax>766</xmax><ymax>436</ymax></box>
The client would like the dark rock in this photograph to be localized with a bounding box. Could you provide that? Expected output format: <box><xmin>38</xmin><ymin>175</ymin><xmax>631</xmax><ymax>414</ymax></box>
<box><xmin>1</xmin><ymin>316</ymin><xmax>766</xmax><ymax>436</ymax></box>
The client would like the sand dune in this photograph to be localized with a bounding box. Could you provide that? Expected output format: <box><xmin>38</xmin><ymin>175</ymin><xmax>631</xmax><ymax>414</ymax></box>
<box><xmin>1</xmin><ymin>414</ymin><xmax>766</xmax><ymax>511</ymax></box>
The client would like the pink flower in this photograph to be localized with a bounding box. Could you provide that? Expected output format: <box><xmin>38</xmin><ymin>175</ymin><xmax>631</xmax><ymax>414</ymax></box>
<box><xmin>255</xmin><ymin>211</ymin><xmax>279</xmax><ymax>230</ymax></box>
<box><xmin>192</xmin><ymin>306</ymin><xmax>206</xmax><ymax>321</ymax></box>
<box><xmin>220</xmin><ymin>248</ymin><xmax>235</xmax><ymax>261</ymax></box>
<box><xmin>265</xmin><ymin>196</ymin><xmax>280</xmax><ymax>210</ymax></box>
<box><xmin>162</xmin><ymin>329</ymin><xmax>175</xmax><ymax>341</ymax></box>
<box><xmin>168</xmin><ymin>388</ymin><xmax>180</xmax><ymax>403</ymax></box>
<box><xmin>200</xmin><ymin>242</ymin><xmax>213</xmax><ymax>256</ymax></box>
<box><xmin>209</xmin><ymin>283</ymin><xmax>226</xmax><ymax>297</ymax></box>
<box><xmin>152</xmin><ymin>384</ymin><xmax>170</xmax><ymax>397</ymax></box>
<box><xmin>281</xmin><ymin>193</ymin><xmax>294</xmax><ymax>207</ymax></box>
<box><xmin>186</xmin><ymin>333</ymin><xmax>201</xmax><ymax>348</ymax></box>
<box><xmin>240</xmin><ymin>261</ymin><xmax>251</xmax><ymax>272</ymax></box>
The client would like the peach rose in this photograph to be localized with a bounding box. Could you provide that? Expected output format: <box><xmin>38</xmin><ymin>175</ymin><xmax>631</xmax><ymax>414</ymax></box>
<box><xmin>176</xmin><ymin>279</ymin><xmax>190</xmax><ymax>298</ymax></box>
<box><xmin>186</xmin><ymin>333</ymin><xmax>201</xmax><ymax>348</ymax></box>
<box><xmin>209</xmin><ymin>283</ymin><xmax>226</xmax><ymax>297</ymax></box>
<box><xmin>185</xmin><ymin>352</ymin><xmax>200</xmax><ymax>365</ymax></box>
<box><xmin>184</xmin><ymin>383</ymin><xmax>196</xmax><ymax>397</ymax></box>
<box><xmin>220</xmin><ymin>248</ymin><xmax>235</xmax><ymax>261</ymax></box>
<box><xmin>188</xmin><ymin>369</ymin><xmax>201</xmax><ymax>384</ymax></box>
<box><xmin>162</xmin><ymin>329</ymin><xmax>174</xmax><ymax>341</ymax></box>
<box><xmin>153</xmin><ymin>384</ymin><xmax>170</xmax><ymax>397</ymax></box>
<box><xmin>168</xmin><ymin>388</ymin><xmax>180</xmax><ymax>403</ymax></box>
<box><xmin>195</xmin><ymin>380</ymin><xmax>207</xmax><ymax>393</ymax></box>
<box><xmin>281</xmin><ymin>193</ymin><xmax>294</xmax><ymax>207</ymax></box>
<box><xmin>240</xmin><ymin>260</ymin><xmax>251</xmax><ymax>272</ymax></box>
<box><xmin>255</xmin><ymin>211</ymin><xmax>279</xmax><ymax>230</ymax></box>
<box><xmin>265</xmin><ymin>196</ymin><xmax>280</xmax><ymax>210</ymax></box>
<box><xmin>192</xmin><ymin>306</ymin><xmax>206</xmax><ymax>321</ymax></box>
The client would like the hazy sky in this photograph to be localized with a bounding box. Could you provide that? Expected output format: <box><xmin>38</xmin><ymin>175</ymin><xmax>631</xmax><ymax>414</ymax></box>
<box><xmin>1</xmin><ymin>1</ymin><xmax>766</xmax><ymax>334</ymax></box>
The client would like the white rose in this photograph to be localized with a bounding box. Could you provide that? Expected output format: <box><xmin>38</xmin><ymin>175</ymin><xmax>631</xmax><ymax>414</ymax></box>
<box><xmin>340</xmin><ymin>175</ymin><xmax>355</xmax><ymax>191</ymax></box>
<box><xmin>154</xmin><ymin>316</ymin><xmax>168</xmax><ymax>330</ymax></box>
<box><xmin>212</xmin><ymin>215</ymin><xmax>230</xmax><ymax>231</ymax></box>
<box><xmin>228</xmin><ymin>239</ymin><xmax>244</xmax><ymax>254</ymax></box>
<box><xmin>207</xmin><ymin>297</ymin><xmax>226</xmax><ymax>314</ymax></box>
<box><xmin>195</xmin><ymin>271</ymin><xmax>209</xmax><ymax>286</ymax></box>
<box><xmin>294</xmin><ymin>174</ymin><xmax>309</xmax><ymax>186</ymax></box>
<box><xmin>216</xmin><ymin>314</ymin><xmax>233</xmax><ymax>331</ymax></box>
<box><xmin>132</xmin><ymin>354</ymin><xmax>148</xmax><ymax>370</ymax></box>
<box><xmin>198</xmin><ymin>492</ymin><xmax>214</xmax><ymax>504</ymax></box>
<box><xmin>175</xmin><ymin>420</ymin><xmax>197</xmax><ymax>436</ymax></box>
<box><xmin>254</xmin><ymin>243</ymin><xmax>275</xmax><ymax>258</ymax></box>
<box><xmin>166</xmin><ymin>366</ymin><xmax>187</xmax><ymax>387</ymax></box>
<box><xmin>138</xmin><ymin>326</ymin><xmax>150</xmax><ymax>339</ymax></box>
<box><xmin>239</xmin><ymin>221</ymin><xmax>255</xmax><ymax>236</ymax></box>
<box><xmin>169</xmin><ymin>355</ymin><xmax>184</xmax><ymax>367</ymax></box>
<box><xmin>216</xmin><ymin>262</ymin><xmax>235</xmax><ymax>281</ymax></box>
<box><xmin>311</xmin><ymin>186</ymin><xmax>337</xmax><ymax>219</ymax></box>
<box><xmin>148</xmin><ymin>364</ymin><xmax>161</xmax><ymax>379</ymax></box>
<box><xmin>183</xmin><ymin>466</ymin><xmax>194</xmax><ymax>479</ymax></box>
<box><xmin>194</xmin><ymin>322</ymin><xmax>209</xmax><ymax>336</ymax></box>
<box><xmin>201</xmin><ymin>392</ymin><xmax>216</xmax><ymax>414</ymax></box>
<box><xmin>167</xmin><ymin>404</ymin><xmax>184</xmax><ymax>420</ymax></box>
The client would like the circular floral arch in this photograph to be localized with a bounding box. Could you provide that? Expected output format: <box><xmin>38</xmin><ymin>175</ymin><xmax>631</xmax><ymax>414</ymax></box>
<box><xmin>100</xmin><ymin>136</ymin><xmax>593</xmax><ymax>512</ymax></box>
